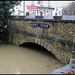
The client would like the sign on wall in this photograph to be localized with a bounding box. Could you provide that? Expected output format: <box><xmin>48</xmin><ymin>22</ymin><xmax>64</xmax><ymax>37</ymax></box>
<box><xmin>29</xmin><ymin>23</ymin><xmax>50</xmax><ymax>29</ymax></box>
<box><xmin>27</xmin><ymin>6</ymin><xmax>38</xmax><ymax>9</ymax></box>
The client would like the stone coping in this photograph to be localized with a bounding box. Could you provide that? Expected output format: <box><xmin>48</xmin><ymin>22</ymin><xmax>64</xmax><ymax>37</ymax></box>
<box><xmin>9</xmin><ymin>16</ymin><xmax>75</xmax><ymax>23</ymax></box>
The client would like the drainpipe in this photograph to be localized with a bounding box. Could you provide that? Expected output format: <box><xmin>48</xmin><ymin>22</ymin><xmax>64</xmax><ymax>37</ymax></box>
<box><xmin>40</xmin><ymin>1</ymin><xmax>43</xmax><ymax>7</ymax></box>
<box><xmin>48</xmin><ymin>1</ymin><xmax>50</xmax><ymax>7</ymax></box>
<box><xmin>23</xmin><ymin>1</ymin><xmax>25</xmax><ymax>15</ymax></box>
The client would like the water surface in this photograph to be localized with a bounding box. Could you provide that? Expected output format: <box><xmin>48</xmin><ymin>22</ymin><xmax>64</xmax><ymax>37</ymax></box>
<box><xmin>0</xmin><ymin>44</ymin><xmax>64</xmax><ymax>74</ymax></box>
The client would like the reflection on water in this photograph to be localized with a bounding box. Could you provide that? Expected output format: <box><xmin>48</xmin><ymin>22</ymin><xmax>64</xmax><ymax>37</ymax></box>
<box><xmin>0</xmin><ymin>43</ymin><xmax>65</xmax><ymax>74</ymax></box>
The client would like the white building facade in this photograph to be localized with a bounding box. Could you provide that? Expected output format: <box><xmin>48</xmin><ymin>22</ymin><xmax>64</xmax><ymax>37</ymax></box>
<box><xmin>11</xmin><ymin>1</ymin><xmax>62</xmax><ymax>16</ymax></box>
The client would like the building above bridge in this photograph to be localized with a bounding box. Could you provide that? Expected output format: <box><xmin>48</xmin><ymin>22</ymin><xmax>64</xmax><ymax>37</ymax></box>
<box><xmin>11</xmin><ymin>1</ymin><xmax>62</xmax><ymax>16</ymax></box>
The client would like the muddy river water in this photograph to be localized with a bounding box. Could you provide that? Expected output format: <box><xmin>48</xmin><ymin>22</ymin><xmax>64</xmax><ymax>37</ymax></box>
<box><xmin>0</xmin><ymin>43</ymin><xmax>65</xmax><ymax>74</ymax></box>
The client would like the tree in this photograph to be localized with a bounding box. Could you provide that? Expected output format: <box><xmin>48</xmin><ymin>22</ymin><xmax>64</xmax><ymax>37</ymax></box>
<box><xmin>0</xmin><ymin>1</ymin><xmax>20</xmax><ymax>43</ymax></box>
<box><xmin>62</xmin><ymin>2</ymin><xmax>75</xmax><ymax>15</ymax></box>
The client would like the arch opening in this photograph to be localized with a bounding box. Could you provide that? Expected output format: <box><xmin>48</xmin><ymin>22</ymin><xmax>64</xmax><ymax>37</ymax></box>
<box><xmin>19</xmin><ymin>42</ymin><xmax>59</xmax><ymax>61</ymax></box>
<box><xmin>19</xmin><ymin>42</ymin><xmax>65</xmax><ymax>73</ymax></box>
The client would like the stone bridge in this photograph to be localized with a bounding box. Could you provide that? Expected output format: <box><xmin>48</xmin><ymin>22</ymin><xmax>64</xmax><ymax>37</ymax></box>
<box><xmin>9</xmin><ymin>16</ymin><xmax>75</xmax><ymax>64</ymax></box>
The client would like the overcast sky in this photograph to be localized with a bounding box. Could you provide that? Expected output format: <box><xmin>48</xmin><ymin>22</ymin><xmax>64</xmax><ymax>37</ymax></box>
<box><xmin>25</xmin><ymin>1</ymin><xmax>73</xmax><ymax>8</ymax></box>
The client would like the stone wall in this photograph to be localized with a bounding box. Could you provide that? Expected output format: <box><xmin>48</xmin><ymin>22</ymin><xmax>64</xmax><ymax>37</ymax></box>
<box><xmin>9</xmin><ymin>16</ymin><xmax>75</xmax><ymax>64</ymax></box>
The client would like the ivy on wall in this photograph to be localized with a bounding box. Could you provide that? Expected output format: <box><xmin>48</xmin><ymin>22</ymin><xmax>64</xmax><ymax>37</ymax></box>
<box><xmin>0</xmin><ymin>1</ymin><xmax>20</xmax><ymax>43</ymax></box>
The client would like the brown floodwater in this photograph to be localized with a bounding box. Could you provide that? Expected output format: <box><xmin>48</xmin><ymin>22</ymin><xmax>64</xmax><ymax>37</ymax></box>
<box><xmin>0</xmin><ymin>43</ymin><xmax>65</xmax><ymax>74</ymax></box>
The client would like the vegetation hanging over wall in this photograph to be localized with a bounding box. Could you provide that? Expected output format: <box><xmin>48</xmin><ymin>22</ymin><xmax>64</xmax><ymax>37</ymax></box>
<box><xmin>0</xmin><ymin>1</ymin><xmax>20</xmax><ymax>43</ymax></box>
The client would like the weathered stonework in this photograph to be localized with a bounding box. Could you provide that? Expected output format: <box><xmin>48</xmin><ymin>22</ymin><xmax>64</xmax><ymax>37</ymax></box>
<box><xmin>9</xmin><ymin>16</ymin><xmax>75</xmax><ymax>64</ymax></box>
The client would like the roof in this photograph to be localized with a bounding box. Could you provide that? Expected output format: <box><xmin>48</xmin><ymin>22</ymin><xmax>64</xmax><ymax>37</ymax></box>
<box><xmin>61</xmin><ymin>15</ymin><xmax>75</xmax><ymax>20</ymax></box>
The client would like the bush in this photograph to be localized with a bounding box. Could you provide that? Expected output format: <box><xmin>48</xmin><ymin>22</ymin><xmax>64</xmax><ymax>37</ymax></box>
<box><xmin>0</xmin><ymin>1</ymin><xmax>20</xmax><ymax>43</ymax></box>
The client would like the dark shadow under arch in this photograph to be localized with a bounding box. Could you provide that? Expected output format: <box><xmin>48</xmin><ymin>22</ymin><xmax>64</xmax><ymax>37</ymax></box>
<box><xmin>19</xmin><ymin>42</ymin><xmax>58</xmax><ymax>60</ymax></box>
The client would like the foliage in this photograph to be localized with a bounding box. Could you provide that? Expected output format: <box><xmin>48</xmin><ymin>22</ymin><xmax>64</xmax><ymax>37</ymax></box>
<box><xmin>73</xmin><ymin>34</ymin><xmax>75</xmax><ymax>50</ymax></box>
<box><xmin>62</xmin><ymin>2</ymin><xmax>75</xmax><ymax>15</ymax></box>
<box><xmin>0</xmin><ymin>1</ymin><xmax>20</xmax><ymax>43</ymax></box>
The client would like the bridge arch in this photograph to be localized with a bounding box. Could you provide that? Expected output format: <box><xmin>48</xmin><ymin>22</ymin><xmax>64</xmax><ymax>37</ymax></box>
<box><xmin>19</xmin><ymin>42</ymin><xmax>62</xmax><ymax>63</ymax></box>
<box><xmin>11</xmin><ymin>32</ymin><xmax>71</xmax><ymax>64</ymax></box>
<box><xmin>19</xmin><ymin>42</ymin><xmax>58</xmax><ymax>58</ymax></box>
<box><xmin>19</xmin><ymin>42</ymin><xmax>51</xmax><ymax>52</ymax></box>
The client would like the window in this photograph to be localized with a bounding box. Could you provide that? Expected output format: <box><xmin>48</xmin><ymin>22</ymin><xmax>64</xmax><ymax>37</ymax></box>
<box><xmin>16</xmin><ymin>7</ymin><xmax>18</xmax><ymax>9</ymax></box>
